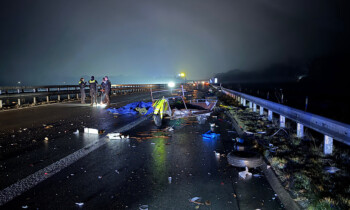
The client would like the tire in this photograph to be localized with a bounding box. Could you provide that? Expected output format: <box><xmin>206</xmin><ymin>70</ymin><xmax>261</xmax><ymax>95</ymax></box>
<box><xmin>227</xmin><ymin>151</ymin><xmax>263</xmax><ymax>168</ymax></box>
<box><xmin>153</xmin><ymin>114</ymin><xmax>162</xmax><ymax>127</ymax></box>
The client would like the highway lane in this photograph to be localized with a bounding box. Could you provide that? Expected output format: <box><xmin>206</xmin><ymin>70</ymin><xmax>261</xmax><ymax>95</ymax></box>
<box><xmin>2</xmin><ymin>113</ymin><xmax>283</xmax><ymax>209</ymax></box>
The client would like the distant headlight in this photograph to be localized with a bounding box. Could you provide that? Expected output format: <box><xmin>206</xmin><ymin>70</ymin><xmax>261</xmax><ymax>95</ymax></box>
<box><xmin>168</xmin><ymin>82</ymin><xmax>175</xmax><ymax>88</ymax></box>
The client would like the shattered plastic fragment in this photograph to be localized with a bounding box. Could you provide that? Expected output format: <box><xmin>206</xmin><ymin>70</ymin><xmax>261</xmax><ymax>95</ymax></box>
<box><xmin>324</xmin><ymin>166</ymin><xmax>340</xmax><ymax>174</ymax></box>
<box><xmin>22</xmin><ymin>205</ymin><xmax>28</xmax><ymax>209</ymax></box>
<box><xmin>84</xmin><ymin>128</ymin><xmax>99</xmax><ymax>134</ymax></box>
<box><xmin>235</xmin><ymin>137</ymin><xmax>244</xmax><ymax>143</ymax></box>
<box><xmin>108</xmin><ymin>133</ymin><xmax>121</xmax><ymax>139</ymax></box>
<box><xmin>73</xmin><ymin>130</ymin><xmax>79</xmax><ymax>134</ymax></box>
<box><xmin>189</xmin><ymin>197</ymin><xmax>203</xmax><ymax>205</ymax></box>
<box><xmin>139</xmin><ymin>205</ymin><xmax>149</xmax><ymax>210</ymax></box>
<box><xmin>245</xmin><ymin>131</ymin><xmax>254</xmax><ymax>135</ymax></box>
<box><xmin>202</xmin><ymin>130</ymin><xmax>220</xmax><ymax>139</ymax></box>
<box><xmin>205</xmin><ymin>200</ymin><xmax>211</xmax><ymax>206</ymax></box>
<box><xmin>75</xmin><ymin>202</ymin><xmax>84</xmax><ymax>206</ymax></box>
<box><xmin>239</xmin><ymin>167</ymin><xmax>252</xmax><ymax>179</ymax></box>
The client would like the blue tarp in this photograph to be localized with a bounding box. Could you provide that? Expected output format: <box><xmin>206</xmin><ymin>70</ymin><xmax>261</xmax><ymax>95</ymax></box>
<box><xmin>107</xmin><ymin>101</ymin><xmax>154</xmax><ymax>115</ymax></box>
<box><xmin>202</xmin><ymin>130</ymin><xmax>220</xmax><ymax>140</ymax></box>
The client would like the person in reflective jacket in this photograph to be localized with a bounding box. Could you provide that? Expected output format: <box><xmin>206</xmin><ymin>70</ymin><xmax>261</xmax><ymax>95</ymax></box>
<box><xmin>104</xmin><ymin>76</ymin><xmax>111</xmax><ymax>107</ymax></box>
<box><xmin>100</xmin><ymin>77</ymin><xmax>106</xmax><ymax>104</ymax></box>
<box><xmin>78</xmin><ymin>78</ymin><xmax>86</xmax><ymax>104</ymax></box>
<box><xmin>89</xmin><ymin>76</ymin><xmax>98</xmax><ymax>106</ymax></box>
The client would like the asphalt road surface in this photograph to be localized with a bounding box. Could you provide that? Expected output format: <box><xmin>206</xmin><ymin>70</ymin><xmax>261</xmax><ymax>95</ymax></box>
<box><xmin>0</xmin><ymin>90</ymin><xmax>284</xmax><ymax>209</ymax></box>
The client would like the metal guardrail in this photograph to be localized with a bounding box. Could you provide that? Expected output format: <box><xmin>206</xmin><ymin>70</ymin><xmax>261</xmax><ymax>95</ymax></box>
<box><xmin>213</xmin><ymin>85</ymin><xmax>350</xmax><ymax>146</ymax></box>
<box><xmin>0</xmin><ymin>84</ymin><xmax>166</xmax><ymax>108</ymax></box>
<box><xmin>0</xmin><ymin>84</ymin><xmax>165</xmax><ymax>97</ymax></box>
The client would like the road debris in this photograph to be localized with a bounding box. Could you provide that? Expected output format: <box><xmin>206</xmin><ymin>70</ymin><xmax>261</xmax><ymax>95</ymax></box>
<box><xmin>202</xmin><ymin>130</ymin><xmax>220</xmax><ymax>140</ymax></box>
<box><xmin>84</xmin><ymin>128</ymin><xmax>99</xmax><ymax>134</ymax></box>
<box><xmin>108</xmin><ymin>133</ymin><xmax>121</xmax><ymax>139</ymax></box>
<box><xmin>239</xmin><ymin>167</ymin><xmax>252</xmax><ymax>179</ymax></box>
<box><xmin>324</xmin><ymin>166</ymin><xmax>340</xmax><ymax>174</ymax></box>
<box><xmin>139</xmin><ymin>204</ymin><xmax>149</xmax><ymax>210</ymax></box>
<box><xmin>189</xmin><ymin>197</ymin><xmax>204</xmax><ymax>205</ymax></box>
<box><xmin>75</xmin><ymin>202</ymin><xmax>84</xmax><ymax>207</ymax></box>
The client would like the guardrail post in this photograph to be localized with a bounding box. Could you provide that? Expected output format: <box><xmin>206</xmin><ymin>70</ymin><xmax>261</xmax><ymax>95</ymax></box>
<box><xmin>324</xmin><ymin>135</ymin><xmax>333</xmax><ymax>155</ymax></box>
<box><xmin>33</xmin><ymin>97</ymin><xmax>37</xmax><ymax>105</ymax></box>
<box><xmin>0</xmin><ymin>90</ymin><xmax>2</xmax><ymax>95</ymax></box>
<box><xmin>253</xmin><ymin>103</ymin><xmax>257</xmax><ymax>112</ymax></box>
<box><xmin>280</xmin><ymin>115</ymin><xmax>285</xmax><ymax>128</ymax></box>
<box><xmin>76</xmin><ymin>93</ymin><xmax>79</xmax><ymax>99</ymax></box>
<box><xmin>268</xmin><ymin>110</ymin><xmax>273</xmax><ymax>121</ymax></box>
<box><xmin>243</xmin><ymin>99</ymin><xmax>246</xmax><ymax>106</ymax></box>
<box><xmin>17</xmin><ymin>89</ymin><xmax>20</xmax><ymax>94</ymax></box>
<box><xmin>46</xmin><ymin>96</ymin><xmax>50</xmax><ymax>103</ymax></box>
<box><xmin>0</xmin><ymin>100</ymin><xmax>2</xmax><ymax>108</ymax></box>
<box><xmin>58</xmin><ymin>95</ymin><xmax>61</xmax><ymax>101</ymax></box>
<box><xmin>297</xmin><ymin>123</ymin><xmax>304</xmax><ymax>138</ymax></box>
<box><xmin>17</xmin><ymin>98</ymin><xmax>21</xmax><ymax>106</ymax></box>
<box><xmin>260</xmin><ymin>106</ymin><xmax>264</xmax><ymax>115</ymax></box>
<box><xmin>68</xmin><ymin>94</ymin><xmax>71</xmax><ymax>100</ymax></box>
<box><xmin>249</xmin><ymin>101</ymin><xmax>252</xmax><ymax>109</ymax></box>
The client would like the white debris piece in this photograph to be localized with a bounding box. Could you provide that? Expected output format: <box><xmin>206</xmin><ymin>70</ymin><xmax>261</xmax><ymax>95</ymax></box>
<box><xmin>75</xmin><ymin>202</ymin><xmax>84</xmax><ymax>206</ymax></box>
<box><xmin>108</xmin><ymin>133</ymin><xmax>121</xmax><ymax>139</ymax></box>
<box><xmin>239</xmin><ymin>167</ymin><xmax>252</xmax><ymax>179</ymax></box>
<box><xmin>139</xmin><ymin>205</ymin><xmax>149</xmax><ymax>210</ymax></box>
<box><xmin>84</xmin><ymin>128</ymin><xmax>99</xmax><ymax>134</ymax></box>
<box><xmin>73</xmin><ymin>130</ymin><xmax>79</xmax><ymax>135</ymax></box>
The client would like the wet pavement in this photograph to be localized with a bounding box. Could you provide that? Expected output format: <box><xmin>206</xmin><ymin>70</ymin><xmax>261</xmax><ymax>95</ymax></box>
<box><xmin>1</xmin><ymin>90</ymin><xmax>284</xmax><ymax>209</ymax></box>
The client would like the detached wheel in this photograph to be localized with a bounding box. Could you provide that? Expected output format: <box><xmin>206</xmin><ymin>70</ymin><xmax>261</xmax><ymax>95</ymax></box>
<box><xmin>227</xmin><ymin>151</ymin><xmax>263</xmax><ymax>168</ymax></box>
<box><xmin>153</xmin><ymin>114</ymin><xmax>162</xmax><ymax>127</ymax></box>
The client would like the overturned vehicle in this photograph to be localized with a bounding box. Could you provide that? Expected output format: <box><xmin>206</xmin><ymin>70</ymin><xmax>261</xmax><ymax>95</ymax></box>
<box><xmin>151</xmin><ymin>88</ymin><xmax>217</xmax><ymax>127</ymax></box>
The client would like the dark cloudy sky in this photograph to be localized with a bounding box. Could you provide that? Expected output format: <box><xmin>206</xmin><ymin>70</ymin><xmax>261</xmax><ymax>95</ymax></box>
<box><xmin>0</xmin><ymin>0</ymin><xmax>348</xmax><ymax>85</ymax></box>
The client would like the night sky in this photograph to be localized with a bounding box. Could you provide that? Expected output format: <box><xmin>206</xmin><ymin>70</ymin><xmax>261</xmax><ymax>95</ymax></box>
<box><xmin>1</xmin><ymin>0</ymin><xmax>348</xmax><ymax>86</ymax></box>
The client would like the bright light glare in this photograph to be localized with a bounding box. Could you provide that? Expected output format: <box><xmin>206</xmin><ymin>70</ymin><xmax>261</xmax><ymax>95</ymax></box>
<box><xmin>180</xmin><ymin>72</ymin><xmax>185</xmax><ymax>77</ymax></box>
<box><xmin>168</xmin><ymin>82</ymin><xmax>175</xmax><ymax>88</ymax></box>
<box><xmin>97</xmin><ymin>103</ymin><xmax>107</xmax><ymax>108</ymax></box>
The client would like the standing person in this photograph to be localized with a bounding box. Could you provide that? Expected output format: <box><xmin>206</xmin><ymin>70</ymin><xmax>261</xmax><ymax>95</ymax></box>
<box><xmin>104</xmin><ymin>76</ymin><xmax>111</xmax><ymax>107</ymax></box>
<box><xmin>100</xmin><ymin>77</ymin><xmax>106</xmax><ymax>104</ymax></box>
<box><xmin>89</xmin><ymin>76</ymin><xmax>98</xmax><ymax>106</ymax></box>
<box><xmin>78</xmin><ymin>78</ymin><xmax>86</xmax><ymax>104</ymax></box>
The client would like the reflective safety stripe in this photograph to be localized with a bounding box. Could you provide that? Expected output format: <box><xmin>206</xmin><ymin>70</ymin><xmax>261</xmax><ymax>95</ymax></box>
<box><xmin>89</xmin><ymin>80</ymin><xmax>96</xmax><ymax>83</ymax></box>
<box><xmin>153</xmin><ymin>97</ymin><xmax>168</xmax><ymax>119</ymax></box>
